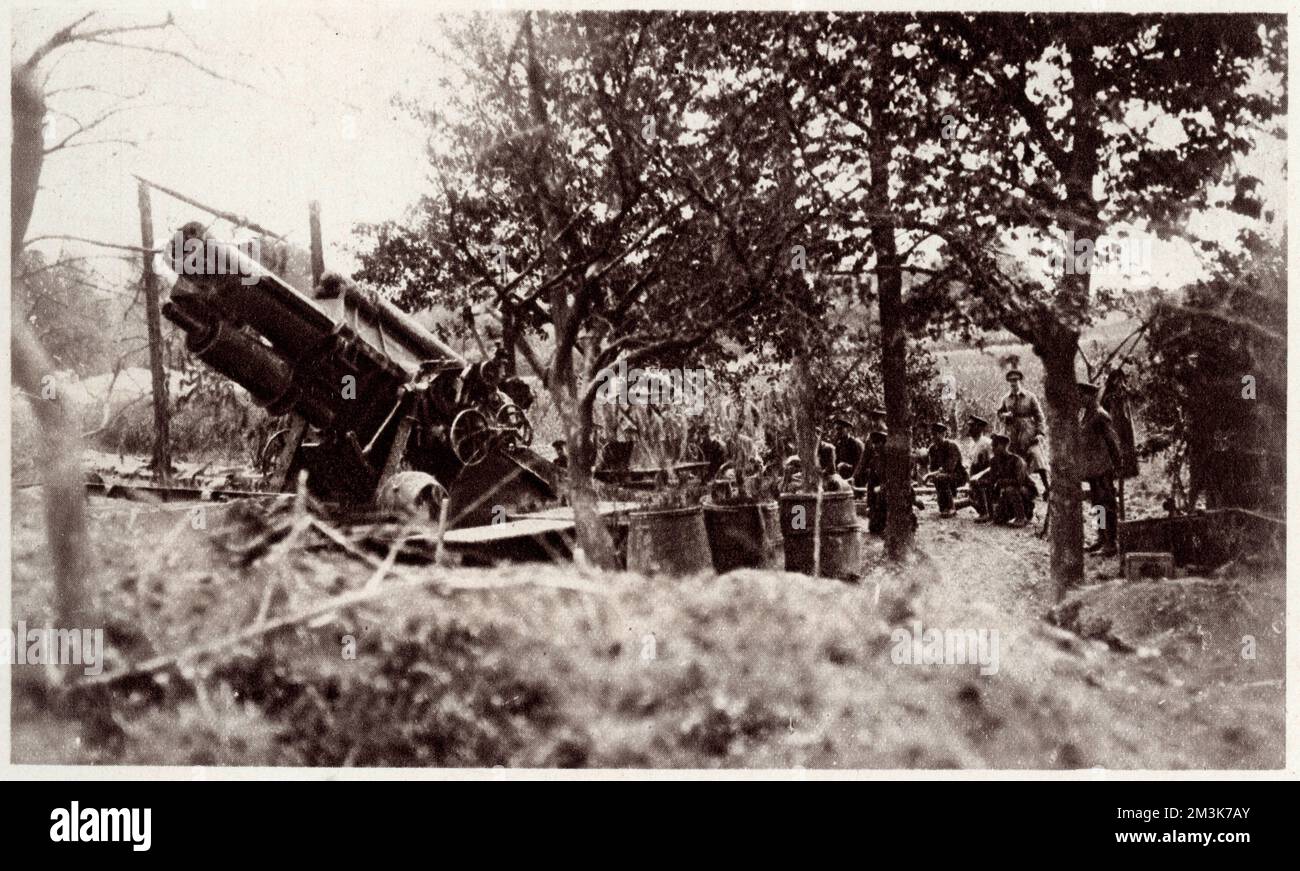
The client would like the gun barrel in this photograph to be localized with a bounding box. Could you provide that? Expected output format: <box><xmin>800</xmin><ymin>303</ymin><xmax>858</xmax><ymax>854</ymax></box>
<box><xmin>167</xmin><ymin>223</ymin><xmax>335</xmax><ymax>362</ymax></box>
<box><xmin>167</xmin><ymin>222</ymin><xmax>463</xmax><ymax>373</ymax></box>
<box><xmin>321</xmin><ymin>272</ymin><xmax>464</xmax><ymax>367</ymax></box>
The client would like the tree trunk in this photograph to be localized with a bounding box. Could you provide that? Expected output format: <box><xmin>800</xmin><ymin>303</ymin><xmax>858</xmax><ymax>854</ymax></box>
<box><xmin>11</xmin><ymin>67</ymin><xmax>93</xmax><ymax>627</ymax></box>
<box><xmin>866</xmin><ymin>48</ymin><xmax>915</xmax><ymax>561</ymax></box>
<box><xmin>1039</xmin><ymin>334</ymin><xmax>1085</xmax><ymax>596</ymax></box>
<box><xmin>876</xmin><ymin>265</ymin><xmax>915</xmax><ymax>562</ymax></box>
<box><xmin>499</xmin><ymin>307</ymin><xmax>518</xmax><ymax>377</ymax></box>
<box><xmin>564</xmin><ymin>381</ymin><xmax>619</xmax><ymax>571</ymax></box>
<box><xmin>11</xmin><ymin>68</ymin><xmax>43</xmax><ymax>257</ymax></box>
<box><xmin>519</xmin><ymin>14</ymin><xmax>616</xmax><ymax>570</ymax></box>
<box><xmin>12</xmin><ymin>325</ymin><xmax>94</xmax><ymax>627</ymax></box>
<box><xmin>791</xmin><ymin>350</ymin><xmax>819</xmax><ymax>480</ymax></box>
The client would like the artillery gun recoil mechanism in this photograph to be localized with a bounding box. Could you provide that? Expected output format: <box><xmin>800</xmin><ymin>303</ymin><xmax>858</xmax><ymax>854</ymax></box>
<box><xmin>161</xmin><ymin>222</ymin><xmax>554</xmax><ymax>527</ymax></box>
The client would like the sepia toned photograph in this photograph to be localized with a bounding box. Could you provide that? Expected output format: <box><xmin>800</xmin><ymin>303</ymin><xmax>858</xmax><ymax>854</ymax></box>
<box><xmin>5</xmin><ymin>1</ymin><xmax>1290</xmax><ymax>775</ymax></box>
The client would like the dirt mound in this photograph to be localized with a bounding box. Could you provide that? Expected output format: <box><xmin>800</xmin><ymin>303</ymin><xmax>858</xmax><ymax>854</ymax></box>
<box><xmin>1048</xmin><ymin>575</ymin><xmax>1285</xmax><ymax>676</ymax></box>
<box><xmin>10</xmin><ymin>490</ymin><xmax>1285</xmax><ymax>769</ymax></box>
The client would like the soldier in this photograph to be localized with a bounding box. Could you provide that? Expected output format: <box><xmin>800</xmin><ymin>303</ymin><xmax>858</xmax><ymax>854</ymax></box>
<box><xmin>926</xmin><ymin>422</ymin><xmax>966</xmax><ymax>518</ymax></box>
<box><xmin>852</xmin><ymin>426</ymin><xmax>878</xmax><ymax>488</ymax></box>
<box><xmin>694</xmin><ymin>422</ymin><xmax>727</xmax><ymax>481</ymax></box>
<box><xmin>866</xmin><ymin>405</ymin><xmax>887</xmax><ymax>433</ymax></box>
<box><xmin>781</xmin><ymin>455</ymin><xmax>805</xmax><ymax>493</ymax></box>
<box><xmin>818</xmin><ymin>442</ymin><xmax>852</xmax><ymax>492</ymax></box>
<box><xmin>1078</xmin><ymin>381</ymin><xmax>1122</xmax><ymax>557</ymax></box>
<box><xmin>998</xmin><ymin>369</ymin><xmax>1049</xmax><ymax>494</ymax></box>
<box><xmin>980</xmin><ymin>433</ymin><xmax>1034</xmax><ymax>527</ymax></box>
<box><xmin>965</xmin><ymin>415</ymin><xmax>994</xmax><ymax>517</ymax></box>
<box><xmin>861</xmin><ymin>430</ymin><xmax>888</xmax><ymax>534</ymax></box>
<box><xmin>552</xmin><ymin>439</ymin><xmax>568</xmax><ymax>469</ymax></box>
<box><xmin>830</xmin><ymin>416</ymin><xmax>864</xmax><ymax>476</ymax></box>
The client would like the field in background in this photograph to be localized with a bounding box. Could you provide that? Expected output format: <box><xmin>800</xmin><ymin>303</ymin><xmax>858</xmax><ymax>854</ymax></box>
<box><xmin>929</xmin><ymin>316</ymin><xmax>1146</xmax><ymax>437</ymax></box>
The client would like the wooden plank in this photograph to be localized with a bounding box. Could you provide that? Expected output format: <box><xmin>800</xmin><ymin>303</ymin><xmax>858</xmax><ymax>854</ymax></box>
<box><xmin>86</xmin><ymin>479</ymin><xmax>276</xmax><ymax>503</ymax></box>
<box><xmin>509</xmin><ymin>501</ymin><xmax>641</xmax><ymax>522</ymax></box>
<box><xmin>438</xmin><ymin>517</ymin><xmax>575</xmax><ymax>545</ymax></box>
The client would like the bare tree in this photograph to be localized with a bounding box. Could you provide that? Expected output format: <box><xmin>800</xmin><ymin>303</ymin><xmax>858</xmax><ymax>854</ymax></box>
<box><xmin>10</xmin><ymin>11</ymin><xmax>260</xmax><ymax>629</ymax></box>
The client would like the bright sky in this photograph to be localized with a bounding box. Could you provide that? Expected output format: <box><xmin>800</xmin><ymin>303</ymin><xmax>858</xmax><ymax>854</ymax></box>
<box><xmin>11</xmin><ymin>2</ymin><xmax>1288</xmax><ymax>295</ymax></box>
<box><xmin>15</xmin><ymin>1</ymin><xmax>439</xmax><ymax>275</ymax></box>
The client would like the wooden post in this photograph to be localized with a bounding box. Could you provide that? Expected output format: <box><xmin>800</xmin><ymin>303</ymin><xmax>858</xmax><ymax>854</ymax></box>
<box><xmin>309</xmin><ymin>200</ymin><xmax>325</xmax><ymax>288</ymax></box>
<box><xmin>137</xmin><ymin>180</ymin><xmax>172</xmax><ymax>486</ymax></box>
<box><xmin>270</xmin><ymin>200</ymin><xmax>325</xmax><ymax>492</ymax></box>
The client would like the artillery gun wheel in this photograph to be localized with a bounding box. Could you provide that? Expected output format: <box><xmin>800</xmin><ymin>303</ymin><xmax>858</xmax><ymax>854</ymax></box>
<box><xmin>496</xmin><ymin>403</ymin><xmax>533</xmax><ymax>449</ymax></box>
<box><xmin>450</xmin><ymin>408</ymin><xmax>491</xmax><ymax>466</ymax></box>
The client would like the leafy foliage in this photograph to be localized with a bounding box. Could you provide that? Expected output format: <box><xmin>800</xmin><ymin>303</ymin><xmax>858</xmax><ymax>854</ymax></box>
<box><xmin>1137</xmin><ymin>233</ymin><xmax>1285</xmax><ymax>510</ymax></box>
<box><xmin>13</xmin><ymin>250</ymin><xmax>116</xmax><ymax>376</ymax></box>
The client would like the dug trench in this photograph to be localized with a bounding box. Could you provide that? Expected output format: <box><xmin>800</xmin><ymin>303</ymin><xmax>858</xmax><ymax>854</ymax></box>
<box><xmin>9</xmin><ymin>486</ymin><xmax>1284</xmax><ymax>769</ymax></box>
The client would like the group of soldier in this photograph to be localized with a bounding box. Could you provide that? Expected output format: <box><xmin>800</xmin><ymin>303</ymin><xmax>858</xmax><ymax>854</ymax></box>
<box><xmin>814</xmin><ymin>368</ymin><xmax>1125</xmax><ymax>555</ymax></box>
<box><xmin>551</xmin><ymin>364</ymin><xmax>1127</xmax><ymax>556</ymax></box>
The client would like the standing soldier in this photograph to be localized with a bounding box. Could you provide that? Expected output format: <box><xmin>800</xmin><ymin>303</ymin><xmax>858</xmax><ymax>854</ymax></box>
<box><xmin>866</xmin><ymin>405</ymin><xmax>888</xmax><ymax>434</ymax></box>
<box><xmin>998</xmin><ymin>369</ymin><xmax>1049</xmax><ymax>495</ymax></box>
<box><xmin>926</xmin><ymin>422</ymin><xmax>966</xmax><ymax>518</ymax></box>
<box><xmin>830</xmin><ymin>416</ymin><xmax>864</xmax><ymax>478</ymax></box>
<box><xmin>1078</xmin><ymin>381</ymin><xmax>1122</xmax><ymax>557</ymax></box>
<box><xmin>965</xmin><ymin>415</ymin><xmax>994</xmax><ymax>518</ymax></box>
<box><xmin>861</xmin><ymin>429</ymin><xmax>888</xmax><ymax>534</ymax></box>
<box><xmin>852</xmin><ymin>426</ymin><xmax>878</xmax><ymax>489</ymax></box>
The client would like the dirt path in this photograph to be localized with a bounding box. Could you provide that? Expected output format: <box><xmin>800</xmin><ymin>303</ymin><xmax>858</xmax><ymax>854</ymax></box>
<box><xmin>884</xmin><ymin>504</ymin><xmax>1285</xmax><ymax>768</ymax></box>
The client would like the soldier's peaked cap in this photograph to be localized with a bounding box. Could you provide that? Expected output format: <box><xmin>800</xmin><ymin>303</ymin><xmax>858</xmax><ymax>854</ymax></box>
<box><xmin>967</xmin><ymin>415</ymin><xmax>989</xmax><ymax>428</ymax></box>
<box><xmin>931</xmin><ymin>421</ymin><xmax>948</xmax><ymax>432</ymax></box>
<box><xmin>1005</xmin><ymin>369</ymin><xmax>1024</xmax><ymax>381</ymax></box>
<box><xmin>991</xmin><ymin>433</ymin><xmax>1011</xmax><ymax>445</ymax></box>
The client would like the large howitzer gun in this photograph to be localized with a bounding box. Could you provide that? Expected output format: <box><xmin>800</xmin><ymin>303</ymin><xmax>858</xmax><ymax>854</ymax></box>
<box><xmin>161</xmin><ymin>222</ymin><xmax>555</xmax><ymax>526</ymax></box>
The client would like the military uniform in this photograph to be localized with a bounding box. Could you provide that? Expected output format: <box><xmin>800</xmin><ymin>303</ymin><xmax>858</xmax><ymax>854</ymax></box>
<box><xmin>987</xmin><ymin>435</ymin><xmax>1035</xmax><ymax>525</ymax></box>
<box><xmin>834</xmin><ymin>434</ymin><xmax>864</xmax><ymax>477</ymax></box>
<box><xmin>859</xmin><ymin>433</ymin><xmax>888</xmax><ymax>534</ymax></box>
<box><xmin>965</xmin><ymin>416</ymin><xmax>994</xmax><ymax>517</ymax></box>
<box><xmin>852</xmin><ymin>437</ymin><xmax>879</xmax><ymax>488</ymax></box>
<box><xmin>927</xmin><ymin>424</ymin><xmax>966</xmax><ymax>516</ymax></box>
<box><xmin>1079</xmin><ymin>383</ymin><xmax>1122</xmax><ymax>552</ymax></box>
<box><xmin>998</xmin><ymin>378</ymin><xmax>1046</xmax><ymax>475</ymax></box>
